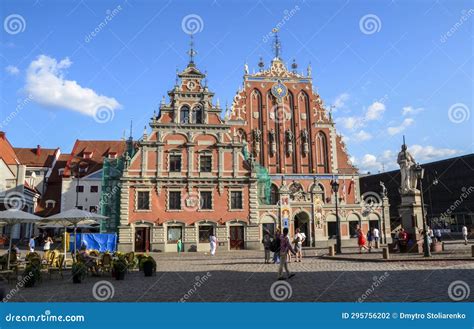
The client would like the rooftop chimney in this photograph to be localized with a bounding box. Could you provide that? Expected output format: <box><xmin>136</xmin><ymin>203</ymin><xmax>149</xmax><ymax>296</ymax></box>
<box><xmin>36</xmin><ymin>144</ymin><xmax>41</xmax><ymax>156</ymax></box>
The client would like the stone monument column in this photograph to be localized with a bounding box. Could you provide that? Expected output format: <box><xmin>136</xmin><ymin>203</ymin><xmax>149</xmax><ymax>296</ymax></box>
<box><xmin>397</xmin><ymin>140</ymin><xmax>423</xmax><ymax>252</ymax></box>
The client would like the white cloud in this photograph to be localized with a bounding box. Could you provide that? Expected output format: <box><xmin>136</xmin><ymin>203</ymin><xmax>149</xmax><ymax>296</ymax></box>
<box><xmin>409</xmin><ymin>145</ymin><xmax>461</xmax><ymax>162</ymax></box>
<box><xmin>402</xmin><ymin>106</ymin><xmax>424</xmax><ymax>116</ymax></box>
<box><xmin>336</xmin><ymin>101</ymin><xmax>386</xmax><ymax>131</ymax></box>
<box><xmin>387</xmin><ymin>118</ymin><xmax>414</xmax><ymax>135</ymax></box>
<box><xmin>5</xmin><ymin>65</ymin><xmax>19</xmax><ymax>75</ymax></box>
<box><xmin>333</xmin><ymin>93</ymin><xmax>349</xmax><ymax>109</ymax></box>
<box><xmin>353</xmin><ymin>130</ymin><xmax>372</xmax><ymax>141</ymax></box>
<box><xmin>365</xmin><ymin>101</ymin><xmax>385</xmax><ymax>121</ymax></box>
<box><xmin>355</xmin><ymin>146</ymin><xmax>461</xmax><ymax>174</ymax></box>
<box><xmin>25</xmin><ymin>55</ymin><xmax>121</xmax><ymax>117</ymax></box>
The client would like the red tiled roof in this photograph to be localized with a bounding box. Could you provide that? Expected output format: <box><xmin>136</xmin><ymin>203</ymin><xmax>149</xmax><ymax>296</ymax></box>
<box><xmin>14</xmin><ymin>146</ymin><xmax>59</xmax><ymax>167</ymax></box>
<box><xmin>0</xmin><ymin>131</ymin><xmax>20</xmax><ymax>165</ymax></box>
<box><xmin>63</xmin><ymin>140</ymin><xmax>126</xmax><ymax>177</ymax></box>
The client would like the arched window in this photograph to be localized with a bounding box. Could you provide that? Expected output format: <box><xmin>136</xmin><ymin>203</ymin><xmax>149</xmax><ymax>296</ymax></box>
<box><xmin>194</xmin><ymin>105</ymin><xmax>203</xmax><ymax>124</ymax></box>
<box><xmin>316</xmin><ymin>132</ymin><xmax>329</xmax><ymax>173</ymax></box>
<box><xmin>269</xmin><ymin>184</ymin><xmax>279</xmax><ymax>205</ymax></box>
<box><xmin>180</xmin><ymin>106</ymin><xmax>190</xmax><ymax>124</ymax></box>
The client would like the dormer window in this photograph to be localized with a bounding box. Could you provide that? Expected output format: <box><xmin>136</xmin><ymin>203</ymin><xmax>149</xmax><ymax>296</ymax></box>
<box><xmin>83</xmin><ymin>152</ymin><xmax>93</xmax><ymax>159</ymax></box>
<box><xmin>180</xmin><ymin>105</ymin><xmax>190</xmax><ymax>124</ymax></box>
<box><xmin>108</xmin><ymin>152</ymin><xmax>117</xmax><ymax>159</ymax></box>
<box><xmin>45</xmin><ymin>200</ymin><xmax>56</xmax><ymax>209</ymax></box>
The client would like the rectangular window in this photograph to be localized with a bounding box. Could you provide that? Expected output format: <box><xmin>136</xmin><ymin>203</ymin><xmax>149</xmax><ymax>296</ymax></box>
<box><xmin>90</xmin><ymin>185</ymin><xmax>99</xmax><ymax>193</ymax></box>
<box><xmin>76</xmin><ymin>206</ymin><xmax>83</xmax><ymax>210</ymax></box>
<box><xmin>200</xmin><ymin>155</ymin><xmax>212</xmax><ymax>172</ymax></box>
<box><xmin>137</xmin><ymin>191</ymin><xmax>150</xmax><ymax>210</ymax></box>
<box><xmin>167</xmin><ymin>226</ymin><xmax>182</xmax><ymax>242</ymax></box>
<box><xmin>230</xmin><ymin>191</ymin><xmax>243</xmax><ymax>210</ymax></box>
<box><xmin>199</xmin><ymin>225</ymin><xmax>213</xmax><ymax>243</ymax></box>
<box><xmin>76</xmin><ymin>186</ymin><xmax>84</xmax><ymax>193</ymax></box>
<box><xmin>200</xmin><ymin>191</ymin><xmax>212</xmax><ymax>210</ymax></box>
<box><xmin>89</xmin><ymin>206</ymin><xmax>97</xmax><ymax>213</ymax></box>
<box><xmin>169</xmin><ymin>191</ymin><xmax>181</xmax><ymax>210</ymax></box>
<box><xmin>169</xmin><ymin>154</ymin><xmax>182</xmax><ymax>172</ymax></box>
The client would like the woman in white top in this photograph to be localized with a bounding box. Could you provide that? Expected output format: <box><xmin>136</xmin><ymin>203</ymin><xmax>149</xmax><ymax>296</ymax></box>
<box><xmin>209</xmin><ymin>234</ymin><xmax>217</xmax><ymax>256</ymax></box>
<box><xmin>43</xmin><ymin>236</ymin><xmax>52</xmax><ymax>259</ymax></box>
<box><xmin>462</xmin><ymin>226</ymin><xmax>468</xmax><ymax>245</ymax></box>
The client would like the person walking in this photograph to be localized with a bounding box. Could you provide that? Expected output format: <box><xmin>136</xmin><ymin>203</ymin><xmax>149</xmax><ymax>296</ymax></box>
<box><xmin>209</xmin><ymin>233</ymin><xmax>217</xmax><ymax>256</ymax></box>
<box><xmin>262</xmin><ymin>233</ymin><xmax>271</xmax><ymax>264</ymax></box>
<box><xmin>357</xmin><ymin>228</ymin><xmax>369</xmax><ymax>253</ymax></box>
<box><xmin>272</xmin><ymin>228</ymin><xmax>281</xmax><ymax>264</ymax></box>
<box><xmin>28</xmin><ymin>235</ymin><xmax>36</xmax><ymax>253</ymax></box>
<box><xmin>277</xmin><ymin>227</ymin><xmax>296</xmax><ymax>280</ymax></box>
<box><xmin>462</xmin><ymin>225</ymin><xmax>468</xmax><ymax>245</ymax></box>
<box><xmin>293</xmin><ymin>228</ymin><xmax>305</xmax><ymax>262</ymax></box>
<box><xmin>373</xmin><ymin>226</ymin><xmax>380</xmax><ymax>248</ymax></box>
<box><xmin>367</xmin><ymin>228</ymin><xmax>373</xmax><ymax>252</ymax></box>
<box><xmin>177</xmin><ymin>238</ymin><xmax>183</xmax><ymax>253</ymax></box>
<box><xmin>434</xmin><ymin>228</ymin><xmax>442</xmax><ymax>242</ymax></box>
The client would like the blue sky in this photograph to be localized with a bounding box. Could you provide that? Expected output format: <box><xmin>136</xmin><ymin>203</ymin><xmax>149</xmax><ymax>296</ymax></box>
<box><xmin>1</xmin><ymin>0</ymin><xmax>472</xmax><ymax>173</ymax></box>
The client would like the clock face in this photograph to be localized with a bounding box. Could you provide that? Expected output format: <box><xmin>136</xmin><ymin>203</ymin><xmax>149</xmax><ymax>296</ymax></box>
<box><xmin>271</xmin><ymin>81</ymin><xmax>287</xmax><ymax>100</ymax></box>
<box><xmin>187</xmin><ymin>81</ymin><xmax>196</xmax><ymax>90</ymax></box>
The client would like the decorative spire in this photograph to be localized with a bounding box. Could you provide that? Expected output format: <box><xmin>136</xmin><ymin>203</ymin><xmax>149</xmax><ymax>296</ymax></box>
<box><xmin>175</xmin><ymin>68</ymin><xmax>179</xmax><ymax>86</ymax></box>
<box><xmin>258</xmin><ymin>56</ymin><xmax>264</xmax><ymax>71</ymax></box>
<box><xmin>307</xmin><ymin>62</ymin><xmax>312</xmax><ymax>77</ymax></box>
<box><xmin>272</xmin><ymin>28</ymin><xmax>281</xmax><ymax>59</ymax></box>
<box><xmin>291</xmin><ymin>59</ymin><xmax>297</xmax><ymax>73</ymax></box>
<box><xmin>187</xmin><ymin>34</ymin><xmax>197</xmax><ymax>66</ymax></box>
<box><xmin>129</xmin><ymin>120</ymin><xmax>133</xmax><ymax>140</ymax></box>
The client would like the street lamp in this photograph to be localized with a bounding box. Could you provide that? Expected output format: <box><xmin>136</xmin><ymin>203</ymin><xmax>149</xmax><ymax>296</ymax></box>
<box><xmin>414</xmin><ymin>163</ymin><xmax>431</xmax><ymax>257</ymax></box>
<box><xmin>331</xmin><ymin>179</ymin><xmax>341</xmax><ymax>254</ymax></box>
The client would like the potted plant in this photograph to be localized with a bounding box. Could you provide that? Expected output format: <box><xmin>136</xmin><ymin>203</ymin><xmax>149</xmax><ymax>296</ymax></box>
<box><xmin>72</xmin><ymin>261</ymin><xmax>87</xmax><ymax>284</ymax></box>
<box><xmin>140</xmin><ymin>256</ymin><xmax>156</xmax><ymax>277</ymax></box>
<box><xmin>112</xmin><ymin>255</ymin><xmax>127</xmax><ymax>280</ymax></box>
<box><xmin>23</xmin><ymin>265</ymin><xmax>41</xmax><ymax>287</ymax></box>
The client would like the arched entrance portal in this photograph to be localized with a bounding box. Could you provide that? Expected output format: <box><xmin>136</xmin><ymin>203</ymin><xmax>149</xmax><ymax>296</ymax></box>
<box><xmin>294</xmin><ymin>212</ymin><xmax>310</xmax><ymax>247</ymax></box>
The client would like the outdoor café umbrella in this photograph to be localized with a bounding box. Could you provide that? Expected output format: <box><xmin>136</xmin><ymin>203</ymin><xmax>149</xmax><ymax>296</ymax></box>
<box><xmin>44</xmin><ymin>208</ymin><xmax>107</xmax><ymax>260</ymax></box>
<box><xmin>0</xmin><ymin>209</ymin><xmax>41</xmax><ymax>270</ymax></box>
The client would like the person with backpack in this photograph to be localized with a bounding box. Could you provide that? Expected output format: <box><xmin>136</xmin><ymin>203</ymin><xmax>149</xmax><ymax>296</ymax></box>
<box><xmin>271</xmin><ymin>228</ymin><xmax>281</xmax><ymax>264</ymax></box>
<box><xmin>278</xmin><ymin>227</ymin><xmax>296</xmax><ymax>280</ymax></box>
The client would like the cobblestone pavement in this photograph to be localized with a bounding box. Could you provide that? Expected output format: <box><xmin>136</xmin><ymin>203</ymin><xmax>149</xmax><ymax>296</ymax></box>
<box><xmin>3</xmin><ymin>249</ymin><xmax>473</xmax><ymax>303</ymax></box>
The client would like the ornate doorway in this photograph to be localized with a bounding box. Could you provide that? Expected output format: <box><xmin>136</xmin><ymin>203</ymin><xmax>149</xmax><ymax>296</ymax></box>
<box><xmin>293</xmin><ymin>212</ymin><xmax>310</xmax><ymax>246</ymax></box>
<box><xmin>229</xmin><ymin>226</ymin><xmax>244</xmax><ymax>250</ymax></box>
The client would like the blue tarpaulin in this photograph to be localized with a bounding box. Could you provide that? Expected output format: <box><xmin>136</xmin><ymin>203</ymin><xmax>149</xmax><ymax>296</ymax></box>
<box><xmin>70</xmin><ymin>233</ymin><xmax>117</xmax><ymax>252</ymax></box>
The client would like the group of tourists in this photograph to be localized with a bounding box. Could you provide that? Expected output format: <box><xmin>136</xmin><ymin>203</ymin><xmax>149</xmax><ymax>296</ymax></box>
<box><xmin>261</xmin><ymin>227</ymin><xmax>306</xmax><ymax>280</ymax></box>
<box><xmin>357</xmin><ymin>226</ymin><xmax>380</xmax><ymax>253</ymax></box>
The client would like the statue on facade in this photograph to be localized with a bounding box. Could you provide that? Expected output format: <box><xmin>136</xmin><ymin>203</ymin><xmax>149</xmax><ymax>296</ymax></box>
<box><xmin>285</xmin><ymin>129</ymin><xmax>294</xmax><ymax>155</ymax></box>
<box><xmin>252</xmin><ymin>128</ymin><xmax>261</xmax><ymax>155</ymax></box>
<box><xmin>301</xmin><ymin>129</ymin><xmax>309</xmax><ymax>155</ymax></box>
<box><xmin>380</xmin><ymin>181</ymin><xmax>387</xmax><ymax>197</ymax></box>
<box><xmin>397</xmin><ymin>139</ymin><xmax>417</xmax><ymax>194</ymax></box>
<box><xmin>269</xmin><ymin>129</ymin><xmax>276</xmax><ymax>155</ymax></box>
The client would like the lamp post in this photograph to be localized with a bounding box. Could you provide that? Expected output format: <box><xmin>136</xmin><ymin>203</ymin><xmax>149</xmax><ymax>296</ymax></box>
<box><xmin>331</xmin><ymin>179</ymin><xmax>341</xmax><ymax>254</ymax></box>
<box><xmin>380</xmin><ymin>181</ymin><xmax>387</xmax><ymax>245</ymax></box>
<box><xmin>414</xmin><ymin>163</ymin><xmax>431</xmax><ymax>257</ymax></box>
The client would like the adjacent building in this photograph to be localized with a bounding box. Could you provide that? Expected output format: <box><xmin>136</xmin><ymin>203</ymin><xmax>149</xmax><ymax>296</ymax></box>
<box><xmin>360</xmin><ymin>153</ymin><xmax>474</xmax><ymax>234</ymax></box>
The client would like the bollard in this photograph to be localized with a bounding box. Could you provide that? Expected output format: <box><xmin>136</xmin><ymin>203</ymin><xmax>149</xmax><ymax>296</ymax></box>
<box><xmin>375</xmin><ymin>240</ymin><xmax>380</xmax><ymax>249</ymax></box>
<box><xmin>471</xmin><ymin>245</ymin><xmax>474</xmax><ymax>257</ymax></box>
<box><xmin>382</xmin><ymin>247</ymin><xmax>390</xmax><ymax>260</ymax></box>
<box><xmin>328</xmin><ymin>245</ymin><xmax>335</xmax><ymax>257</ymax></box>
<box><xmin>442</xmin><ymin>242</ymin><xmax>445</xmax><ymax>251</ymax></box>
